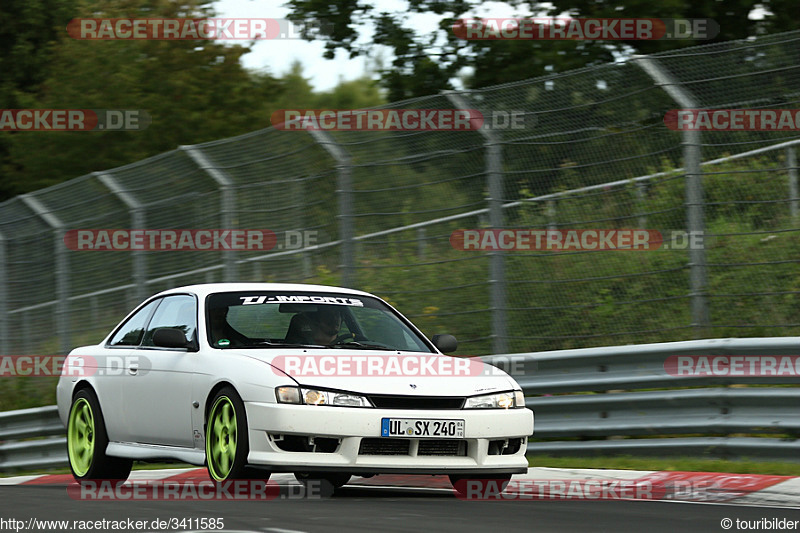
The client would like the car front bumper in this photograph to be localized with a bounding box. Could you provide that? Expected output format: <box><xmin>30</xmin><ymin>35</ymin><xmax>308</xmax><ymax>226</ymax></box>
<box><xmin>244</xmin><ymin>401</ymin><xmax>533</xmax><ymax>475</ymax></box>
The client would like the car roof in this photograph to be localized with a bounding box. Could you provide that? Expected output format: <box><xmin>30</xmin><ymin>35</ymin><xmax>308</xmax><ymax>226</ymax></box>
<box><xmin>152</xmin><ymin>283</ymin><xmax>375</xmax><ymax>300</ymax></box>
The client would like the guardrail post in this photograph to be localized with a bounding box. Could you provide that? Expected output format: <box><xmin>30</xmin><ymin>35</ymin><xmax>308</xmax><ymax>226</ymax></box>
<box><xmin>95</xmin><ymin>173</ymin><xmax>147</xmax><ymax>305</ymax></box>
<box><xmin>19</xmin><ymin>194</ymin><xmax>71</xmax><ymax>354</ymax></box>
<box><xmin>445</xmin><ymin>91</ymin><xmax>507</xmax><ymax>354</ymax></box>
<box><xmin>181</xmin><ymin>145</ymin><xmax>238</xmax><ymax>282</ymax></box>
<box><xmin>0</xmin><ymin>231</ymin><xmax>8</xmax><ymax>355</ymax></box>
<box><xmin>306</xmin><ymin>130</ymin><xmax>355</xmax><ymax>288</ymax></box>
<box><xmin>635</xmin><ymin>56</ymin><xmax>710</xmax><ymax>336</ymax></box>
<box><xmin>788</xmin><ymin>147</ymin><xmax>798</xmax><ymax>221</ymax></box>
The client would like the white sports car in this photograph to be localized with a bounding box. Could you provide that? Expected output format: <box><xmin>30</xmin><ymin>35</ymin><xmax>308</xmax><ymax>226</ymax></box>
<box><xmin>56</xmin><ymin>283</ymin><xmax>533</xmax><ymax>491</ymax></box>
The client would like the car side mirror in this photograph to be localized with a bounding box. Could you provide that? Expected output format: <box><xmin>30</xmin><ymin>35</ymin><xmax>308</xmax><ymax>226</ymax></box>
<box><xmin>432</xmin><ymin>334</ymin><xmax>458</xmax><ymax>354</ymax></box>
<box><xmin>153</xmin><ymin>328</ymin><xmax>190</xmax><ymax>349</ymax></box>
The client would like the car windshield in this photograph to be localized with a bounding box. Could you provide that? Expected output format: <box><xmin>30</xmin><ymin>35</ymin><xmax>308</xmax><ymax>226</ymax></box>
<box><xmin>205</xmin><ymin>291</ymin><xmax>434</xmax><ymax>352</ymax></box>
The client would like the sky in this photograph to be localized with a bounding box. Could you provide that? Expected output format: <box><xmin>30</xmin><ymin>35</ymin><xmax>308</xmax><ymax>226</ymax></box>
<box><xmin>213</xmin><ymin>0</ymin><xmax>522</xmax><ymax>91</ymax></box>
<box><xmin>213</xmin><ymin>1</ymin><xmax>768</xmax><ymax>92</ymax></box>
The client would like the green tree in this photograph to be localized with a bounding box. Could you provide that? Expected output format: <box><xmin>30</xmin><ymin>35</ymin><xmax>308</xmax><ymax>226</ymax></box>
<box><xmin>286</xmin><ymin>0</ymin><xmax>800</xmax><ymax>99</ymax></box>
<box><xmin>262</xmin><ymin>61</ymin><xmax>387</xmax><ymax>129</ymax></box>
<box><xmin>1</xmin><ymin>0</ymin><xmax>284</xmax><ymax>195</ymax></box>
<box><xmin>0</xmin><ymin>0</ymin><xmax>78</xmax><ymax>198</ymax></box>
<box><xmin>315</xmin><ymin>75</ymin><xmax>385</xmax><ymax>109</ymax></box>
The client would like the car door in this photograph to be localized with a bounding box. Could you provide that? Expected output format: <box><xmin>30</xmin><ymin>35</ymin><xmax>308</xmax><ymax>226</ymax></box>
<box><xmin>97</xmin><ymin>298</ymin><xmax>160</xmax><ymax>443</ymax></box>
<box><xmin>122</xmin><ymin>294</ymin><xmax>197</xmax><ymax>448</ymax></box>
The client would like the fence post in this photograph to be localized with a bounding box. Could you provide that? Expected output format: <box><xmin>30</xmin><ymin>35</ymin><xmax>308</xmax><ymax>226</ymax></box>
<box><xmin>635</xmin><ymin>56</ymin><xmax>710</xmax><ymax>336</ymax></box>
<box><xmin>445</xmin><ymin>91</ymin><xmax>507</xmax><ymax>354</ymax></box>
<box><xmin>306</xmin><ymin>130</ymin><xmax>355</xmax><ymax>288</ymax></box>
<box><xmin>95</xmin><ymin>173</ymin><xmax>147</xmax><ymax>305</ymax></box>
<box><xmin>22</xmin><ymin>310</ymin><xmax>31</xmax><ymax>355</ymax></box>
<box><xmin>19</xmin><ymin>194</ymin><xmax>71</xmax><ymax>354</ymax></box>
<box><xmin>181</xmin><ymin>145</ymin><xmax>238</xmax><ymax>282</ymax></box>
<box><xmin>546</xmin><ymin>200</ymin><xmax>557</xmax><ymax>230</ymax></box>
<box><xmin>90</xmin><ymin>297</ymin><xmax>98</xmax><ymax>327</ymax></box>
<box><xmin>788</xmin><ymin>147</ymin><xmax>798</xmax><ymax>221</ymax></box>
<box><xmin>636</xmin><ymin>182</ymin><xmax>648</xmax><ymax>228</ymax></box>
<box><xmin>684</xmin><ymin>127</ymin><xmax>710</xmax><ymax>335</ymax></box>
<box><xmin>0</xmin><ymin>231</ymin><xmax>7</xmax><ymax>355</ymax></box>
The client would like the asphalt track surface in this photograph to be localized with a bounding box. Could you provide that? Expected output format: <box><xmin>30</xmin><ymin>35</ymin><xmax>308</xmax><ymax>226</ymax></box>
<box><xmin>2</xmin><ymin>482</ymin><xmax>800</xmax><ymax>533</ymax></box>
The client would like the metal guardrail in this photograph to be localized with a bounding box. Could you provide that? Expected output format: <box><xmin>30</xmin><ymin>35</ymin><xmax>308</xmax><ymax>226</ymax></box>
<box><xmin>483</xmin><ymin>337</ymin><xmax>800</xmax><ymax>393</ymax></box>
<box><xmin>0</xmin><ymin>406</ymin><xmax>67</xmax><ymax>471</ymax></box>
<box><xmin>482</xmin><ymin>337</ymin><xmax>800</xmax><ymax>461</ymax></box>
<box><xmin>1</xmin><ymin>337</ymin><xmax>799</xmax><ymax>472</ymax></box>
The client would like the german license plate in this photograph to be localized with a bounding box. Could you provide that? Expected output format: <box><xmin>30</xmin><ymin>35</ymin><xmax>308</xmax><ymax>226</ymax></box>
<box><xmin>381</xmin><ymin>418</ymin><xmax>464</xmax><ymax>438</ymax></box>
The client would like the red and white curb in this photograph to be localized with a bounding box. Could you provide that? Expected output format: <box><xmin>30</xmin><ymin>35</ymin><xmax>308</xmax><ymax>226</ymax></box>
<box><xmin>1</xmin><ymin>467</ymin><xmax>798</xmax><ymax>507</ymax></box>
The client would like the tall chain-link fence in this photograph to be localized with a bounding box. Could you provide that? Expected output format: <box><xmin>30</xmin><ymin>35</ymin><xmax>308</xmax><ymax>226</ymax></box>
<box><xmin>2</xmin><ymin>31</ymin><xmax>800</xmax><ymax>359</ymax></box>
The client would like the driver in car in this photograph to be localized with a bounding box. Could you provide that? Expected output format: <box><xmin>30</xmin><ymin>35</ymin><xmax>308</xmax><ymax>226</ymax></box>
<box><xmin>208</xmin><ymin>305</ymin><xmax>251</xmax><ymax>347</ymax></box>
<box><xmin>288</xmin><ymin>306</ymin><xmax>346</xmax><ymax>345</ymax></box>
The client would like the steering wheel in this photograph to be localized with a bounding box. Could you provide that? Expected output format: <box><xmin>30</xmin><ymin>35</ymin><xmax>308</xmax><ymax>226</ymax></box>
<box><xmin>333</xmin><ymin>333</ymin><xmax>358</xmax><ymax>344</ymax></box>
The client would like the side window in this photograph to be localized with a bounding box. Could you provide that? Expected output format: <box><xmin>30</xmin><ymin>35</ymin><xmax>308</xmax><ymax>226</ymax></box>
<box><xmin>142</xmin><ymin>295</ymin><xmax>197</xmax><ymax>347</ymax></box>
<box><xmin>107</xmin><ymin>300</ymin><xmax>160</xmax><ymax>346</ymax></box>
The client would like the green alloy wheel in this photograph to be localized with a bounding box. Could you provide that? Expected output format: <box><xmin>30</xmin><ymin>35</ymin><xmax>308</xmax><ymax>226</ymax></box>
<box><xmin>206</xmin><ymin>387</ymin><xmax>252</xmax><ymax>481</ymax></box>
<box><xmin>66</xmin><ymin>389</ymin><xmax>132</xmax><ymax>481</ymax></box>
<box><xmin>67</xmin><ymin>397</ymin><xmax>94</xmax><ymax>476</ymax></box>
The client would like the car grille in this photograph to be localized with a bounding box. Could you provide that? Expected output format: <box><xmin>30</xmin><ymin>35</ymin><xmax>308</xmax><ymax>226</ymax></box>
<box><xmin>359</xmin><ymin>438</ymin><xmax>410</xmax><ymax>455</ymax></box>
<box><xmin>367</xmin><ymin>395</ymin><xmax>465</xmax><ymax>409</ymax></box>
<box><xmin>358</xmin><ymin>438</ymin><xmax>468</xmax><ymax>456</ymax></box>
<box><xmin>418</xmin><ymin>439</ymin><xmax>467</xmax><ymax>456</ymax></box>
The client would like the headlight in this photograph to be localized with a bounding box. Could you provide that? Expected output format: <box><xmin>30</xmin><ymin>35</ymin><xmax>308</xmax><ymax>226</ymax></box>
<box><xmin>464</xmin><ymin>390</ymin><xmax>524</xmax><ymax>409</ymax></box>
<box><xmin>275</xmin><ymin>386</ymin><xmax>372</xmax><ymax>408</ymax></box>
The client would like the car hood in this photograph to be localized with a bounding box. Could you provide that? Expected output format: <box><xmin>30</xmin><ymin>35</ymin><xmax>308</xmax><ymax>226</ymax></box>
<box><xmin>236</xmin><ymin>349</ymin><xmax>519</xmax><ymax>397</ymax></box>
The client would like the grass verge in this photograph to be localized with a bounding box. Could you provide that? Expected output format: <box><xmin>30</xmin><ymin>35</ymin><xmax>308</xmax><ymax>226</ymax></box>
<box><xmin>528</xmin><ymin>455</ymin><xmax>800</xmax><ymax>476</ymax></box>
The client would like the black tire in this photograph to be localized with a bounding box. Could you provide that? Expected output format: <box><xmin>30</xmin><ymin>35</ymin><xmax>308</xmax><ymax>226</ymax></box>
<box><xmin>205</xmin><ymin>387</ymin><xmax>251</xmax><ymax>482</ymax></box>
<box><xmin>294</xmin><ymin>472</ymin><xmax>351</xmax><ymax>496</ymax></box>
<box><xmin>66</xmin><ymin>388</ymin><xmax>132</xmax><ymax>482</ymax></box>
<box><xmin>449</xmin><ymin>474</ymin><xmax>512</xmax><ymax>497</ymax></box>
<box><xmin>241</xmin><ymin>466</ymin><xmax>272</xmax><ymax>481</ymax></box>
